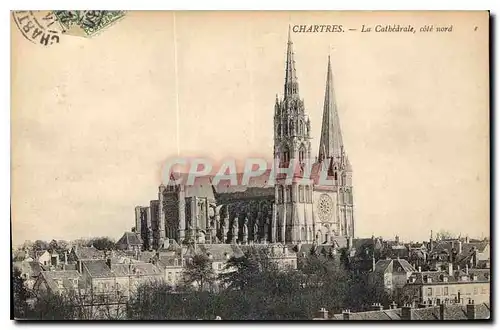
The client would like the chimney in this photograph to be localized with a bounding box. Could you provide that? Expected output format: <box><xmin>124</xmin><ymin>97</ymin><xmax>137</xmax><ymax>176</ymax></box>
<box><xmin>465</xmin><ymin>236</ymin><xmax>469</xmax><ymax>244</ymax></box>
<box><xmin>342</xmin><ymin>309</ymin><xmax>351</xmax><ymax>320</ymax></box>
<box><xmin>401</xmin><ymin>305</ymin><xmax>413</xmax><ymax>320</ymax></box>
<box><xmin>64</xmin><ymin>251</ymin><xmax>68</xmax><ymax>265</ymax></box>
<box><xmin>371</xmin><ymin>303</ymin><xmax>383</xmax><ymax>311</ymax></box>
<box><xmin>316</xmin><ymin>308</ymin><xmax>329</xmax><ymax>319</ymax></box>
<box><xmin>429</xmin><ymin>230</ymin><xmax>434</xmax><ymax>251</ymax></box>
<box><xmin>458</xmin><ymin>241</ymin><xmax>462</xmax><ymax>254</ymax></box>
<box><xmin>418</xmin><ymin>266</ymin><xmax>422</xmax><ymax>272</ymax></box>
<box><xmin>466</xmin><ymin>300</ymin><xmax>476</xmax><ymax>320</ymax></box>
<box><xmin>465</xmin><ymin>264</ymin><xmax>469</xmax><ymax>275</ymax></box>
<box><xmin>439</xmin><ymin>303</ymin><xmax>446</xmax><ymax>320</ymax></box>
<box><xmin>390</xmin><ymin>301</ymin><xmax>398</xmax><ymax>310</ymax></box>
<box><xmin>348</xmin><ymin>236</ymin><xmax>353</xmax><ymax>250</ymax></box>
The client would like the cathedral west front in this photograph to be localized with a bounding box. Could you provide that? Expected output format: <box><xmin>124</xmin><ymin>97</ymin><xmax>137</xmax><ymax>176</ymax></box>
<box><xmin>134</xmin><ymin>29</ymin><xmax>355</xmax><ymax>250</ymax></box>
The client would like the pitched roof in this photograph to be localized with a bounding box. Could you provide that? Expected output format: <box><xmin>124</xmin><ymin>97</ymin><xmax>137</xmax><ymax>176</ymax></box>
<box><xmin>13</xmin><ymin>261</ymin><xmax>43</xmax><ymax>278</ymax></box>
<box><xmin>39</xmin><ymin>270</ymin><xmax>82</xmax><ymax>292</ymax></box>
<box><xmin>116</xmin><ymin>232</ymin><xmax>143</xmax><ymax>247</ymax></box>
<box><xmin>110</xmin><ymin>262</ymin><xmax>162</xmax><ymax>277</ymax></box>
<box><xmin>331</xmin><ymin>303</ymin><xmax>490</xmax><ymax>320</ymax></box>
<box><xmin>82</xmin><ymin>260</ymin><xmax>114</xmax><ymax>278</ymax></box>
<box><xmin>431</xmin><ymin>241</ymin><xmax>454</xmax><ymax>254</ymax></box>
<box><xmin>374</xmin><ymin>259</ymin><xmax>415</xmax><ymax>273</ymax></box>
<box><xmin>193</xmin><ymin>244</ymin><xmax>244</xmax><ymax>262</ymax></box>
<box><xmin>158</xmin><ymin>239</ymin><xmax>181</xmax><ymax>254</ymax></box>
<box><xmin>138</xmin><ymin>251</ymin><xmax>157</xmax><ymax>263</ymax></box>
<box><xmin>409</xmin><ymin>269</ymin><xmax>490</xmax><ymax>285</ymax></box>
<box><xmin>35</xmin><ymin>250</ymin><xmax>50</xmax><ymax>260</ymax></box>
<box><xmin>74</xmin><ymin>246</ymin><xmax>103</xmax><ymax>260</ymax></box>
<box><xmin>157</xmin><ymin>256</ymin><xmax>182</xmax><ymax>268</ymax></box>
<box><xmin>167</xmin><ymin>174</ymin><xmax>216</xmax><ymax>199</ymax></box>
<box><xmin>332</xmin><ymin>309</ymin><xmax>401</xmax><ymax>320</ymax></box>
<box><xmin>40</xmin><ymin>263</ymin><xmax>77</xmax><ymax>272</ymax></box>
<box><xmin>374</xmin><ymin>260</ymin><xmax>392</xmax><ymax>273</ymax></box>
<box><xmin>413</xmin><ymin>304</ymin><xmax>490</xmax><ymax>320</ymax></box>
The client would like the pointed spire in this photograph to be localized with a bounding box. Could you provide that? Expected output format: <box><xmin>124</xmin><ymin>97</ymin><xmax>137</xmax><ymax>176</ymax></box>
<box><xmin>318</xmin><ymin>55</ymin><xmax>344</xmax><ymax>163</ymax></box>
<box><xmin>284</xmin><ymin>25</ymin><xmax>299</xmax><ymax>98</ymax></box>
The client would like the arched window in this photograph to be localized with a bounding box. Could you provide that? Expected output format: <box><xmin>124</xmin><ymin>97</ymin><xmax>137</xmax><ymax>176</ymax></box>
<box><xmin>299</xmin><ymin>186</ymin><xmax>305</xmax><ymax>202</ymax></box>
<box><xmin>278</xmin><ymin>186</ymin><xmax>284</xmax><ymax>203</ymax></box>
<box><xmin>283</xmin><ymin>120</ymin><xmax>288</xmax><ymax>136</ymax></box>
<box><xmin>299</xmin><ymin>145</ymin><xmax>306</xmax><ymax>163</ymax></box>
<box><xmin>301</xmin><ymin>227</ymin><xmax>306</xmax><ymax>241</ymax></box>
<box><xmin>299</xmin><ymin>120</ymin><xmax>304</xmax><ymax>136</ymax></box>
<box><xmin>305</xmin><ymin>186</ymin><xmax>310</xmax><ymax>203</ymax></box>
<box><xmin>282</xmin><ymin>145</ymin><xmax>290</xmax><ymax>166</ymax></box>
<box><xmin>286</xmin><ymin>186</ymin><xmax>292</xmax><ymax>202</ymax></box>
<box><xmin>277</xmin><ymin>122</ymin><xmax>281</xmax><ymax>136</ymax></box>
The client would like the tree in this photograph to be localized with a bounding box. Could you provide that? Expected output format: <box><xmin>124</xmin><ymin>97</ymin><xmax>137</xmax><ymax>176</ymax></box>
<box><xmin>12</xmin><ymin>267</ymin><xmax>29</xmax><ymax>319</ymax></box>
<box><xmin>87</xmin><ymin>237</ymin><xmax>116</xmax><ymax>251</ymax></box>
<box><xmin>437</xmin><ymin>230</ymin><xmax>456</xmax><ymax>240</ymax></box>
<box><xmin>343</xmin><ymin>272</ymin><xmax>391</xmax><ymax>312</ymax></box>
<box><xmin>219</xmin><ymin>249</ymin><xmax>264</xmax><ymax>290</ymax></box>
<box><xmin>20</xmin><ymin>240</ymin><xmax>33</xmax><ymax>251</ymax></box>
<box><xmin>32</xmin><ymin>240</ymin><xmax>49</xmax><ymax>251</ymax></box>
<box><xmin>27</xmin><ymin>286</ymin><xmax>129</xmax><ymax>320</ymax></box>
<box><xmin>48</xmin><ymin>239</ymin><xmax>59</xmax><ymax>252</ymax></box>
<box><xmin>181</xmin><ymin>254</ymin><xmax>216</xmax><ymax>292</ymax></box>
<box><xmin>127</xmin><ymin>281</ymin><xmax>180</xmax><ymax>319</ymax></box>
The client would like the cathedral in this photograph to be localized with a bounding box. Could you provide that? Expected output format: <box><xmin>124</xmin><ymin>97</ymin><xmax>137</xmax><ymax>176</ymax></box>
<box><xmin>134</xmin><ymin>30</ymin><xmax>354</xmax><ymax>250</ymax></box>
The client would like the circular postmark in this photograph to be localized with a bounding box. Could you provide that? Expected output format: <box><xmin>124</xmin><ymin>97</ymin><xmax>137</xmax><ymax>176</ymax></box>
<box><xmin>12</xmin><ymin>11</ymin><xmax>62</xmax><ymax>46</ymax></box>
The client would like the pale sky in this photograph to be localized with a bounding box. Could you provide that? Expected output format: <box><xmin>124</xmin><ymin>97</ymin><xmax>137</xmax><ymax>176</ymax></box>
<box><xmin>11</xmin><ymin>11</ymin><xmax>489</xmax><ymax>246</ymax></box>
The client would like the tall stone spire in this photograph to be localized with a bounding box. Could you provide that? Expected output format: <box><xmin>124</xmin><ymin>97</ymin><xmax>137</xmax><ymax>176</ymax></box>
<box><xmin>318</xmin><ymin>55</ymin><xmax>344</xmax><ymax>163</ymax></box>
<box><xmin>284</xmin><ymin>25</ymin><xmax>299</xmax><ymax>99</ymax></box>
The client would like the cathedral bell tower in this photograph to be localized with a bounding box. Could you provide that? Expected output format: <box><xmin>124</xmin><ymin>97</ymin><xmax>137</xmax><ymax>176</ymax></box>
<box><xmin>317</xmin><ymin>56</ymin><xmax>355</xmax><ymax>238</ymax></box>
<box><xmin>273</xmin><ymin>27</ymin><xmax>314</xmax><ymax>244</ymax></box>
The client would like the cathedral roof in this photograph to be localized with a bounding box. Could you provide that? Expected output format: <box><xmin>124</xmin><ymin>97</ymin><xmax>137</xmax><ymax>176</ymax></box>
<box><xmin>213</xmin><ymin>170</ymin><xmax>274</xmax><ymax>194</ymax></box>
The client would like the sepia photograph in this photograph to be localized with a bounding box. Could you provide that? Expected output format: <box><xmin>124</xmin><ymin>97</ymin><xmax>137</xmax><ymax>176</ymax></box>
<box><xmin>10</xmin><ymin>10</ymin><xmax>490</xmax><ymax>321</ymax></box>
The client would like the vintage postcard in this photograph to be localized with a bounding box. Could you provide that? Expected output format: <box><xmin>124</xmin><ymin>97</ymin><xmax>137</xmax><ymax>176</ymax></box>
<box><xmin>11</xmin><ymin>11</ymin><xmax>490</xmax><ymax>320</ymax></box>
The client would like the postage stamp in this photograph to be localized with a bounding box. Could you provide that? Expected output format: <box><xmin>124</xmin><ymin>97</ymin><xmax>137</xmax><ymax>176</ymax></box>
<box><xmin>12</xmin><ymin>11</ymin><xmax>62</xmax><ymax>46</ymax></box>
<box><xmin>52</xmin><ymin>10</ymin><xmax>126</xmax><ymax>38</ymax></box>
